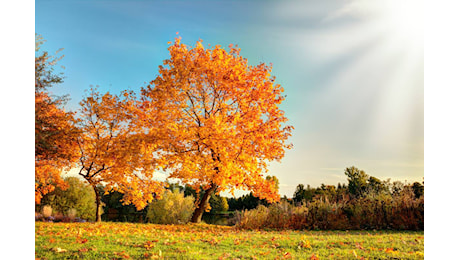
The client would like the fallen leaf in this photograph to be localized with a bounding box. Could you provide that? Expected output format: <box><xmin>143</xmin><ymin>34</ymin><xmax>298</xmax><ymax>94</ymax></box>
<box><xmin>352</xmin><ymin>250</ymin><xmax>358</xmax><ymax>258</ymax></box>
<box><xmin>310</xmin><ymin>253</ymin><xmax>319</xmax><ymax>260</ymax></box>
<box><xmin>283</xmin><ymin>252</ymin><xmax>292</xmax><ymax>258</ymax></box>
<box><xmin>51</xmin><ymin>247</ymin><xmax>67</xmax><ymax>253</ymax></box>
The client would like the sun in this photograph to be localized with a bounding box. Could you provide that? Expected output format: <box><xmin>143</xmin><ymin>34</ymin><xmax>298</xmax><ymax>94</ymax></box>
<box><xmin>378</xmin><ymin>0</ymin><xmax>424</xmax><ymax>51</ymax></box>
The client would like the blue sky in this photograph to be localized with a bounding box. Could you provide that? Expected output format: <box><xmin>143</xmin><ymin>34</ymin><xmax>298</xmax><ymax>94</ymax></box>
<box><xmin>35</xmin><ymin>0</ymin><xmax>424</xmax><ymax>197</ymax></box>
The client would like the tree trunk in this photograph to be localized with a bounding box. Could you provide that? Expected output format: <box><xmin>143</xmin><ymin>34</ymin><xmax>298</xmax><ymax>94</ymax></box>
<box><xmin>92</xmin><ymin>185</ymin><xmax>102</xmax><ymax>222</ymax></box>
<box><xmin>191</xmin><ymin>184</ymin><xmax>216</xmax><ymax>223</ymax></box>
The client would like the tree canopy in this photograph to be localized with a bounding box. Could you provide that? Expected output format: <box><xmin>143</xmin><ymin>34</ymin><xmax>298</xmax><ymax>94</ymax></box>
<box><xmin>76</xmin><ymin>88</ymin><xmax>165</xmax><ymax>221</ymax></box>
<box><xmin>137</xmin><ymin>38</ymin><xmax>293</xmax><ymax>222</ymax></box>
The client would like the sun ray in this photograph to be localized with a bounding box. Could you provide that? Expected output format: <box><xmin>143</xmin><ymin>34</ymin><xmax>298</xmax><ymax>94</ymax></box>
<box><xmin>295</xmin><ymin>0</ymin><xmax>423</xmax><ymax>182</ymax></box>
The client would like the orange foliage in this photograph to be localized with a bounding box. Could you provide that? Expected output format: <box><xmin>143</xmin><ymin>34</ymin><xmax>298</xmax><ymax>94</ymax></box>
<box><xmin>76</xmin><ymin>88</ymin><xmax>165</xmax><ymax>211</ymax></box>
<box><xmin>35</xmin><ymin>92</ymin><xmax>77</xmax><ymax>204</ymax></box>
<box><xmin>138</xmin><ymin>38</ymin><xmax>293</xmax><ymax>208</ymax></box>
<box><xmin>35</xmin><ymin>36</ymin><xmax>78</xmax><ymax>204</ymax></box>
<box><xmin>35</xmin><ymin>93</ymin><xmax>77</xmax><ymax>204</ymax></box>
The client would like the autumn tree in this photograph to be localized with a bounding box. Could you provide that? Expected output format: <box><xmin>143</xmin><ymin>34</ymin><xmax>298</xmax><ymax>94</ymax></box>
<box><xmin>35</xmin><ymin>34</ymin><xmax>78</xmax><ymax>204</ymax></box>
<box><xmin>76</xmin><ymin>87</ymin><xmax>165</xmax><ymax>222</ymax></box>
<box><xmin>138</xmin><ymin>38</ymin><xmax>293</xmax><ymax>222</ymax></box>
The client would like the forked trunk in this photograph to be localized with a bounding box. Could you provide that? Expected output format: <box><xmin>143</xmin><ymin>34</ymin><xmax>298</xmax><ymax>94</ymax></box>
<box><xmin>191</xmin><ymin>184</ymin><xmax>216</xmax><ymax>223</ymax></box>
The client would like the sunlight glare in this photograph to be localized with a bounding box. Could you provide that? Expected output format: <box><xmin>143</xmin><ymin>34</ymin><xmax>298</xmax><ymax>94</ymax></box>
<box><xmin>379</xmin><ymin>0</ymin><xmax>424</xmax><ymax>50</ymax></box>
<box><xmin>289</xmin><ymin>0</ymin><xmax>424</xmax><ymax>183</ymax></box>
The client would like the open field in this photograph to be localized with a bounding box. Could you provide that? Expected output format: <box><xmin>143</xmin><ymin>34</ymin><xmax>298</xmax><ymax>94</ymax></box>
<box><xmin>35</xmin><ymin>222</ymin><xmax>423</xmax><ymax>259</ymax></box>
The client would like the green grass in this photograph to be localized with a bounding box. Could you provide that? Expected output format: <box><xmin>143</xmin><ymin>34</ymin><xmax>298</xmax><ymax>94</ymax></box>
<box><xmin>35</xmin><ymin>222</ymin><xmax>423</xmax><ymax>259</ymax></box>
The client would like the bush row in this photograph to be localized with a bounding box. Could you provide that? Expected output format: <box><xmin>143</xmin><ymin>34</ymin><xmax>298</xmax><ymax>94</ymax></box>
<box><xmin>234</xmin><ymin>192</ymin><xmax>423</xmax><ymax>230</ymax></box>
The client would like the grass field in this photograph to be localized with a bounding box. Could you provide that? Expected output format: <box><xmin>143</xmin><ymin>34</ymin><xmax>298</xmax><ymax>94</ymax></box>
<box><xmin>35</xmin><ymin>222</ymin><xmax>424</xmax><ymax>259</ymax></box>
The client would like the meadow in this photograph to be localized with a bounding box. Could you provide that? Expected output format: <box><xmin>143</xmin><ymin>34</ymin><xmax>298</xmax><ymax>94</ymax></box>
<box><xmin>35</xmin><ymin>222</ymin><xmax>424</xmax><ymax>259</ymax></box>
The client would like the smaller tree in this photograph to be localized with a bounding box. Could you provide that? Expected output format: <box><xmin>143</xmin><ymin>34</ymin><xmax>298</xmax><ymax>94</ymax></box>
<box><xmin>76</xmin><ymin>87</ymin><xmax>165</xmax><ymax>221</ymax></box>
<box><xmin>292</xmin><ymin>184</ymin><xmax>315</xmax><ymax>204</ymax></box>
<box><xmin>345</xmin><ymin>166</ymin><xmax>369</xmax><ymax>197</ymax></box>
<box><xmin>292</xmin><ymin>184</ymin><xmax>306</xmax><ymax>204</ymax></box>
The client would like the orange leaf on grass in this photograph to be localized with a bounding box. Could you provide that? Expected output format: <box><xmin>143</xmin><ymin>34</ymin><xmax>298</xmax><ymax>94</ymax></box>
<box><xmin>385</xmin><ymin>248</ymin><xmax>395</xmax><ymax>253</ymax></box>
<box><xmin>77</xmin><ymin>238</ymin><xmax>88</xmax><ymax>244</ymax></box>
<box><xmin>310</xmin><ymin>253</ymin><xmax>319</xmax><ymax>260</ymax></box>
<box><xmin>283</xmin><ymin>252</ymin><xmax>292</xmax><ymax>259</ymax></box>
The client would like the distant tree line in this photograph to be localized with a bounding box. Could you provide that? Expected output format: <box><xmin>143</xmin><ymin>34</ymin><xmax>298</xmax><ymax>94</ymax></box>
<box><xmin>234</xmin><ymin>166</ymin><xmax>423</xmax><ymax>230</ymax></box>
<box><xmin>292</xmin><ymin>166</ymin><xmax>423</xmax><ymax>204</ymax></box>
<box><xmin>36</xmin><ymin>165</ymin><xmax>423</xmax><ymax>231</ymax></box>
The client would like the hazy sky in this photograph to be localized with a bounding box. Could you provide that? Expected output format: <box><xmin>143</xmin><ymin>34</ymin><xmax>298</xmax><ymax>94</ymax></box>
<box><xmin>35</xmin><ymin>0</ymin><xmax>424</xmax><ymax>197</ymax></box>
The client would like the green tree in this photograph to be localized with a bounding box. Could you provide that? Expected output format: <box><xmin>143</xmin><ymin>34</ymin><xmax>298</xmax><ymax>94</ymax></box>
<box><xmin>146</xmin><ymin>190</ymin><xmax>195</xmax><ymax>224</ymax></box>
<box><xmin>292</xmin><ymin>184</ymin><xmax>305</xmax><ymax>204</ymax></box>
<box><xmin>209</xmin><ymin>193</ymin><xmax>229</xmax><ymax>213</ymax></box>
<box><xmin>228</xmin><ymin>192</ymin><xmax>269</xmax><ymax>211</ymax></box>
<box><xmin>367</xmin><ymin>176</ymin><xmax>388</xmax><ymax>194</ymax></box>
<box><xmin>315</xmin><ymin>184</ymin><xmax>337</xmax><ymax>202</ymax></box>
<box><xmin>292</xmin><ymin>184</ymin><xmax>315</xmax><ymax>204</ymax></box>
<box><xmin>38</xmin><ymin>177</ymin><xmax>96</xmax><ymax>221</ymax></box>
<box><xmin>344</xmin><ymin>166</ymin><xmax>369</xmax><ymax>197</ymax></box>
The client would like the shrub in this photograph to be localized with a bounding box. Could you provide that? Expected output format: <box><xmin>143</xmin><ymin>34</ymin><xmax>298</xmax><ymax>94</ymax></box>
<box><xmin>146</xmin><ymin>189</ymin><xmax>195</xmax><ymax>224</ymax></box>
<box><xmin>234</xmin><ymin>200</ymin><xmax>309</xmax><ymax>230</ymax></box>
<box><xmin>37</xmin><ymin>177</ymin><xmax>96</xmax><ymax>221</ymax></box>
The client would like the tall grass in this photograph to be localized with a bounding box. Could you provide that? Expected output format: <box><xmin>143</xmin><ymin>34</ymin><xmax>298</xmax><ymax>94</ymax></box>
<box><xmin>234</xmin><ymin>191</ymin><xmax>423</xmax><ymax>230</ymax></box>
